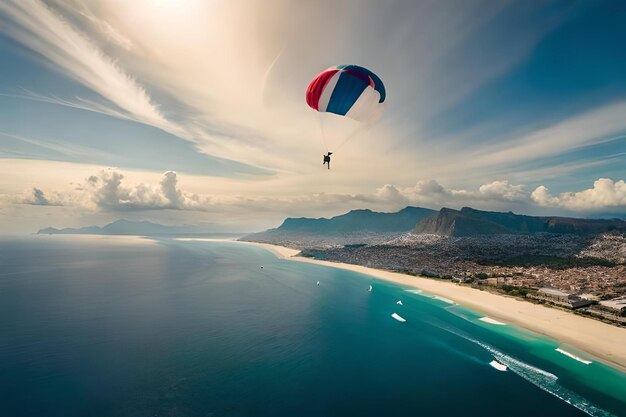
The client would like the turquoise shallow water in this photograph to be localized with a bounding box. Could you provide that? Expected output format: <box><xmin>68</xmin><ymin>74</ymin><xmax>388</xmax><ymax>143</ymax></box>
<box><xmin>0</xmin><ymin>235</ymin><xmax>624</xmax><ymax>417</ymax></box>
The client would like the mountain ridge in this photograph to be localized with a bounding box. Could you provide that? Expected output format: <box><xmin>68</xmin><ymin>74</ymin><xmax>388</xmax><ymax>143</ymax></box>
<box><xmin>413</xmin><ymin>207</ymin><xmax>626</xmax><ymax>237</ymax></box>
<box><xmin>276</xmin><ymin>206</ymin><xmax>437</xmax><ymax>233</ymax></box>
<box><xmin>240</xmin><ymin>206</ymin><xmax>437</xmax><ymax>247</ymax></box>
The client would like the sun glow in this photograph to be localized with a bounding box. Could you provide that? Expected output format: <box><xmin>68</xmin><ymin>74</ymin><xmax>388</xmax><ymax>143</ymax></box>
<box><xmin>110</xmin><ymin>0</ymin><xmax>211</xmax><ymax>44</ymax></box>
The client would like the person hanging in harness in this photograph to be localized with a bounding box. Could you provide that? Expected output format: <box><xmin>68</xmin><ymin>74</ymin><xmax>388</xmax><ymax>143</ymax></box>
<box><xmin>323</xmin><ymin>152</ymin><xmax>333</xmax><ymax>169</ymax></box>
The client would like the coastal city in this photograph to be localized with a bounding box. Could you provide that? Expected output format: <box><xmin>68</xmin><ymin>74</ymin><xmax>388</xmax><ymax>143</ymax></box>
<box><xmin>290</xmin><ymin>232</ymin><xmax>626</xmax><ymax>325</ymax></box>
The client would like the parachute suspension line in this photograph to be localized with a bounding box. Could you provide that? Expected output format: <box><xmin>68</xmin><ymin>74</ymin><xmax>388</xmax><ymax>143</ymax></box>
<box><xmin>334</xmin><ymin>122</ymin><xmax>368</xmax><ymax>152</ymax></box>
<box><xmin>317</xmin><ymin>113</ymin><xmax>330</xmax><ymax>153</ymax></box>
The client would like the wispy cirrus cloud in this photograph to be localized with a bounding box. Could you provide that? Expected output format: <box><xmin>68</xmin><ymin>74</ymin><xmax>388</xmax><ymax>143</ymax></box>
<box><xmin>470</xmin><ymin>101</ymin><xmax>626</xmax><ymax>170</ymax></box>
<box><xmin>0</xmin><ymin>0</ymin><xmax>182</xmax><ymax>136</ymax></box>
<box><xmin>413</xmin><ymin>101</ymin><xmax>626</xmax><ymax>183</ymax></box>
<box><xmin>0</xmin><ymin>130</ymin><xmax>120</xmax><ymax>162</ymax></box>
<box><xmin>0</xmin><ymin>89</ymin><xmax>133</xmax><ymax>121</ymax></box>
<box><xmin>0</xmin><ymin>0</ymin><xmax>305</xmax><ymax>171</ymax></box>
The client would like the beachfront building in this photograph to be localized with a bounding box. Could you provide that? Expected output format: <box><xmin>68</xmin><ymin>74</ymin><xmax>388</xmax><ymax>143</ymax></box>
<box><xmin>579</xmin><ymin>293</ymin><xmax>601</xmax><ymax>302</ymax></box>
<box><xmin>587</xmin><ymin>296</ymin><xmax>626</xmax><ymax>324</ymax></box>
<box><xmin>598</xmin><ymin>296</ymin><xmax>626</xmax><ymax>316</ymax></box>
<box><xmin>451</xmin><ymin>276</ymin><xmax>469</xmax><ymax>283</ymax></box>
<box><xmin>592</xmin><ymin>296</ymin><xmax>626</xmax><ymax>316</ymax></box>
<box><xmin>477</xmin><ymin>277</ymin><xmax>516</xmax><ymax>286</ymax></box>
<box><xmin>528</xmin><ymin>287</ymin><xmax>594</xmax><ymax>309</ymax></box>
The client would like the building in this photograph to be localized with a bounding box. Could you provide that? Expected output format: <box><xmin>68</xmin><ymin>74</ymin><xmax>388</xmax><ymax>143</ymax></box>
<box><xmin>587</xmin><ymin>296</ymin><xmax>626</xmax><ymax>324</ymax></box>
<box><xmin>579</xmin><ymin>293</ymin><xmax>601</xmax><ymax>302</ymax></box>
<box><xmin>597</xmin><ymin>296</ymin><xmax>626</xmax><ymax>317</ymax></box>
<box><xmin>528</xmin><ymin>287</ymin><xmax>594</xmax><ymax>309</ymax></box>
<box><xmin>477</xmin><ymin>277</ymin><xmax>515</xmax><ymax>286</ymax></box>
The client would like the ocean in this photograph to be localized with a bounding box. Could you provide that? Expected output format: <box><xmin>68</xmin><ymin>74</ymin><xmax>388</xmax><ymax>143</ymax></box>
<box><xmin>0</xmin><ymin>235</ymin><xmax>624</xmax><ymax>417</ymax></box>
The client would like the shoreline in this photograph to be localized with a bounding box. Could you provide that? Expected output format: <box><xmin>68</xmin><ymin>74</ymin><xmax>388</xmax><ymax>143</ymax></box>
<box><xmin>245</xmin><ymin>241</ymin><xmax>626</xmax><ymax>372</ymax></box>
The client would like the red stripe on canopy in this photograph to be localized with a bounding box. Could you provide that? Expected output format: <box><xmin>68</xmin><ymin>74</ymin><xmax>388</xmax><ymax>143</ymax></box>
<box><xmin>306</xmin><ymin>69</ymin><xmax>339</xmax><ymax>110</ymax></box>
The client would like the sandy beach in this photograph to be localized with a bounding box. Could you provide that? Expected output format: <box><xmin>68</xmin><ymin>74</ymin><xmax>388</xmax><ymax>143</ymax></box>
<box><xmin>246</xmin><ymin>241</ymin><xmax>626</xmax><ymax>372</ymax></box>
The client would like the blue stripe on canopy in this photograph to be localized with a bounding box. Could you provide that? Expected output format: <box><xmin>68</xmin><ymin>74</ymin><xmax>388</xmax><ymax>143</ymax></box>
<box><xmin>337</xmin><ymin>65</ymin><xmax>386</xmax><ymax>103</ymax></box>
<box><xmin>326</xmin><ymin>71</ymin><xmax>368</xmax><ymax>116</ymax></box>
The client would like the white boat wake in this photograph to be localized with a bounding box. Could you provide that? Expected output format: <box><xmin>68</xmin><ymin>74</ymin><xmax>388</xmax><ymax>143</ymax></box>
<box><xmin>437</xmin><ymin>325</ymin><xmax>614</xmax><ymax>417</ymax></box>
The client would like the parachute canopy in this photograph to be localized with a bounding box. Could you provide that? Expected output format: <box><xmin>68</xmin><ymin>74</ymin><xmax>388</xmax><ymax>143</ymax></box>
<box><xmin>306</xmin><ymin>65</ymin><xmax>385</xmax><ymax>123</ymax></box>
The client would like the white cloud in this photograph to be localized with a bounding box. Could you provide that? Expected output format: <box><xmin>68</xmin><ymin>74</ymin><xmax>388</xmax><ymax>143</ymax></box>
<box><xmin>530</xmin><ymin>186</ymin><xmax>560</xmax><ymax>208</ymax></box>
<box><xmin>83</xmin><ymin>169</ymin><xmax>210</xmax><ymax>210</ymax></box>
<box><xmin>478</xmin><ymin>180</ymin><xmax>527</xmax><ymax>201</ymax></box>
<box><xmin>375</xmin><ymin>184</ymin><xmax>409</xmax><ymax>206</ymax></box>
<box><xmin>380</xmin><ymin>178</ymin><xmax>625</xmax><ymax>215</ymax></box>
<box><xmin>0</xmin><ymin>0</ymin><xmax>182</xmax><ymax>135</ymax></box>
<box><xmin>384</xmin><ymin>179</ymin><xmax>530</xmax><ymax>208</ymax></box>
<box><xmin>30</xmin><ymin>188</ymin><xmax>49</xmax><ymax>205</ymax></box>
<box><xmin>532</xmin><ymin>179</ymin><xmax>626</xmax><ymax>211</ymax></box>
<box><xmin>160</xmin><ymin>171</ymin><xmax>184</xmax><ymax>208</ymax></box>
<box><xmin>22</xmin><ymin>187</ymin><xmax>62</xmax><ymax>206</ymax></box>
<box><xmin>410</xmin><ymin>180</ymin><xmax>448</xmax><ymax>196</ymax></box>
<box><xmin>76</xmin><ymin>6</ymin><xmax>134</xmax><ymax>51</ymax></box>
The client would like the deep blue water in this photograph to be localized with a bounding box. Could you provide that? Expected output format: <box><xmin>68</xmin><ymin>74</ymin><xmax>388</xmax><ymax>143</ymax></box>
<box><xmin>0</xmin><ymin>235</ymin><xmax>624</xmax><ymax>417</ymax></box>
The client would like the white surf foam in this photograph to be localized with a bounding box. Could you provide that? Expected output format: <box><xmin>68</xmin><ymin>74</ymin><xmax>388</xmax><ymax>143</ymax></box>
<box><xmin>555</xmin><ymin>348</ymin><xmax>592</xmax><ymax>365</ymax></box>
<box><xmin>479</xmin><ymin>317</ymin><xmax>506</xmax><ymax>325</ymax></box>
<box><xmin>432</xmin><ymin>295</ymin><xmax>455</xmax><ymax>304</ymax></box>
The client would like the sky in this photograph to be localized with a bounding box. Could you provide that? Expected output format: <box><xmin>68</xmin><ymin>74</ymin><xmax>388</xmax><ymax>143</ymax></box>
<box><xmin>0</xmin><ymin>0</ymin><xmax>625</xmax><ymax>232</ymax></box>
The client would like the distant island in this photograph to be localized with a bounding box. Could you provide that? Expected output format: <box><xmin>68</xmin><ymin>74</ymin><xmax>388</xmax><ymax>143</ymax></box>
<box><xmin>241</xmin><ymin>206</ymin><xmax>626</xmax><ymax>325</ymax></box>
<box><xmin>38</xmin><ymin>219</ymin><xmax>242</xmax><ymax>238</ymax></box>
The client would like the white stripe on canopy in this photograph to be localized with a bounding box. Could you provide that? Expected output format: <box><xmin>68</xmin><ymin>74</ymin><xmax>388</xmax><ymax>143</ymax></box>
<box><xmin>317</xmin><ymin>71</ymin><xmax>342</xmax><ymax>112</ymax></box>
